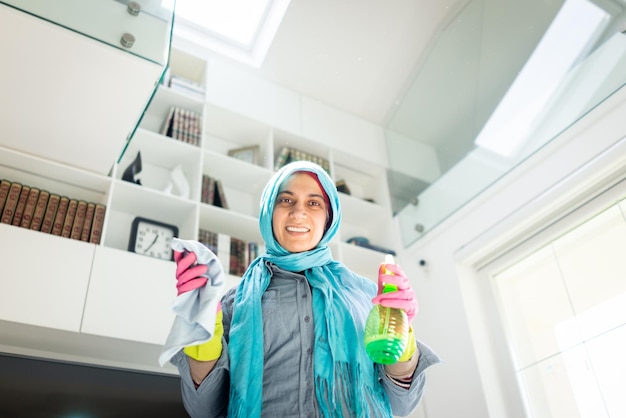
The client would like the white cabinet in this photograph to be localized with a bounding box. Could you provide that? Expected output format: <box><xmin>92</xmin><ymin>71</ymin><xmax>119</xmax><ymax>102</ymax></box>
<box><xmin>0</xmin><ymin>223</ymin><xmax>93</xmax><ymax>332</ymax></box>
<box><xmin>0</xmin><ymin>3</ymin><xmax>165</xmax><ymax>176</ymax></box>
<box><xmin>81</xmin><ymin>246</ymin><xmax>176</xmax><ymax>345</ymax></box>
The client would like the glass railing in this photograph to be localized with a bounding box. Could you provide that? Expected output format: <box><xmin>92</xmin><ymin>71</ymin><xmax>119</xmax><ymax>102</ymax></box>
<box><xmin>1</xmin><ymin>0</ymin><xmax>174</xmax><ymax>65</ymax></box>
<box><xmin>0</xmin><ymin>0</ymin><xmax>175</xmax><ymax>175</ymax></box>
<box><xmin>386</xmin><ymin>0</ymin><xmax>626</xmax><ymax>247</ymax></box>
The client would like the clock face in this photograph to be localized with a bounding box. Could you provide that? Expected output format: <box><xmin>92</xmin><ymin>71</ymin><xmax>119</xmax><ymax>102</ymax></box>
<box><xmin>129</xmin><ymin>217</ymin><xmax>179</xmax><ymax>260</ymax></box>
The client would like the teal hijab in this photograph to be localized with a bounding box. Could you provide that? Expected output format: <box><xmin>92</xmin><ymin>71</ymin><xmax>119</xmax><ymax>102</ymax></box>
<box><xmin>227</xmin><ymin>161</ymin><xmax>392</xmax><ymax>417</ymax></box>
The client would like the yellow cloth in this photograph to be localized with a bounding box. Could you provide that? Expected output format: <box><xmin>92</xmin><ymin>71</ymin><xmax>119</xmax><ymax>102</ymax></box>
<box><xmin>398</xmin><ymin>326</ymin><xmax>416</xmax><ymax>363</ymax></box>
<box><xmin>183</xmin><ymin>310</ymin><xmax>224</xmax><ymax>361</ymax></box>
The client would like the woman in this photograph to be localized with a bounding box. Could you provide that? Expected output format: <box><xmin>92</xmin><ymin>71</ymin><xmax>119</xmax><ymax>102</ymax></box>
<box><xmin>166</xmin><ymin>161</ymin><xmax>439</xmax><ymax>417</ymax></box>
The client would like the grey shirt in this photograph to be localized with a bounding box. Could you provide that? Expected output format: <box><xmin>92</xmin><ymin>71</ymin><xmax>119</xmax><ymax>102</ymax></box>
<box><xmin>172</xmin><ymin>262</ymin><xmax>440</xmax><ymax>417</ymax></box>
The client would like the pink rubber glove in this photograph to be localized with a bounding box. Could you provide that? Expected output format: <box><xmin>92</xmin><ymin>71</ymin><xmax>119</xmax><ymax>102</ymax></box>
<box><xmin>371</xmin><ymin>262</ymin><xmax>418</xmax><ymax>322</ymax></box>
<box><xmin>174</xmin><ymin>250</ymin><xmax>209</xmax><ymax>295</ymax></box>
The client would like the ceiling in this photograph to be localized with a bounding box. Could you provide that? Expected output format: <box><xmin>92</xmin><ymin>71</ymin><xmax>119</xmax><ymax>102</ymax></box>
<box><xmin>258</xmin><ymin>0</ymin><xmax>467</xmax><ymax>127</ymax></box>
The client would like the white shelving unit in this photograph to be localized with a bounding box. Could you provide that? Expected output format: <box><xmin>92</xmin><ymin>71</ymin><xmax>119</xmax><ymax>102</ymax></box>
<box><xmin>112</xmin><ymin>48</ymin><xmax>398</xmax><ymax>279</ymax></box>
<box><xmin>0</xmin><ymin>44</ymin><xmax>398</xmax><ymax>373</ymax></box>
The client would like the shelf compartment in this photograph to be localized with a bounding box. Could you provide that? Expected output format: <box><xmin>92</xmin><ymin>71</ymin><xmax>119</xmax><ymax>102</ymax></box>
<box><xmin>0</xmin><ymin>146</ymin><xmax>110</xmax><ymax>205</ymax></box>
<box><xmin>204</xmin><ymin>103</ymin><xmax>273</xmax><ymax>169</ymax></box>
<box><xmin>117</xmin><ymin>129</ymin><xmax>202</xmax><ymax>201</ymax></box>
<box><xmin>332</xmin><ymin>149</ymin><xmax>391</xmax><ymax>208</ymax></box>
<box><xmin>104</xmin><ymin>180</ymin><xmax>198</xmax><ymax>251</ymax></box>
<box><xmin>139</xmin><ymin>86</ymin><xmax>205</xmax><ymax>135</ymax></box>
<box><xmin>202</xmin><ymin>150</ymin><xmax>273</xmax><ymax>218</ymax></box>
<box><xmin>198</xmin><ymin>204</ymin><xmax>262</xmax><ymax>244</ymax></box>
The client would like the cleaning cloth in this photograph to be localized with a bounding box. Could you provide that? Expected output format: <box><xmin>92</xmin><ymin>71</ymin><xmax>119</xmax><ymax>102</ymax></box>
<box><xmin>159</xmin><ymin>237</ymin><xmax>225</xmax><ymax>366</ymax></box>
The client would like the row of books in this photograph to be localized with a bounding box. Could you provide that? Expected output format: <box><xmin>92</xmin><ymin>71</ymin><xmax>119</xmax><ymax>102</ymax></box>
<box><xmin>160</xmin><ymin>106</ymin><xmax>202</xmax><ymax>146</ymax></box>
<box><xmin>0</xmin><ymin>179</ymin><xmax>106</xmax><ymax>244</ymax></box>
<box><xmin>201</xmin><ymin>175</ymin><xmax>228</xmax><ymax>209</ymax></box>
<box><xmin>274</xmin><ymin>146</ymin><xmax>331</xmax><ymax>174</ymax></box>
<box><xmin>198</xmin><ymin>229</ymin><xmax>262</xmax><ymax>276</ymax></box>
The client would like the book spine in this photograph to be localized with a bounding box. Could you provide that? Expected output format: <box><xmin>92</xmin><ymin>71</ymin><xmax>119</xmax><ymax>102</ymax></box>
<box><xmin>0</xmin><ymin>179</ymin><xmax>10</xmax><ymax>214</ymax></box>
<box><xmin>29</xmin><ymin>190</ymin><xmax>50</xmax><ymax>231</ymax></box>
<box><xmin>51</xmin><ymin>196</ymin><xmax>70</xmax><ymax>236</ymax></box>
<box><xmin>40</xmin><ymin>193</ymin><xmax>60</xmax><ymax>234</ymax></box>
<box><xmin>201</xmin><ymin>175</ymin><xmax>210</xmax><ymax>204</ymax></box>
<box><xmin>160</xmin><ymin>107</ymin><xmax>175</xmax><ymax>136</ymax></box>
<box><xmin>80</xmin><ymin>202</ymin><xmax>96</xmax><ymax>241</ymax></box>
<box><xmin>11</xmin><ymin>185</ymin><xmax>31</xmax><ymax>227</ymax></box>
<box><xmin>172</xmin><ymin>107</ymin><xmax>181</xmax><ymax>141</ymax></box>
<box><xmin>1</xmin><ymin>182</ymin><xmax>23</xmax><ymax>224</ymax></box>
<box><xmin>89</xmin><ymin>204</ymin><xmax>106</xmax><ymax>244</ymax></box>
<box><xmin>20</xmin><ymin>187</ymin><xmax>40</xmax><ymax>229</ymax></box>
<box><xmin>207</xmin><ymin>177</ymin><xmax>216</xmax><ymax>205</ymax></box>
<box><xmin>61</xmin><ymin>199</ymin><xmax>78</xmax><ymax>238</ymax></box>
<box><xmin>70</xmin><ymin>200</ymin><xmax>87</xmax><ymax>240</ymax></box>
<box><xmin>214</xmin><ymin>179</ymin><xmax>228</xmax><ymax>209</ymax></box>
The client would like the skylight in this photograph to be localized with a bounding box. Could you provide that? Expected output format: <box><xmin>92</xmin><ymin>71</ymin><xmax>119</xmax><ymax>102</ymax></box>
<box><xmin>473</xmin><ymin>0</ymin><xmax>609</xmax><ymax>157</ymax></box>
<box><xmin>170</xmin><ymin>0</ymin><xmax>290</xmax><ymax>67</ymax></box>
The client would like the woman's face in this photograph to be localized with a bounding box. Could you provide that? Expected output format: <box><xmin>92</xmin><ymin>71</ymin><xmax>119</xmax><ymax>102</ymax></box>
<box><xmin>272</xmin><ymin>172</ymin><xmax>329</xmax><ymax>253</ymax></box>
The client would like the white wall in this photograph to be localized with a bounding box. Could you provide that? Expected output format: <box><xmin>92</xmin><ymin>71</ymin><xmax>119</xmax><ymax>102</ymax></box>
<box><xmin>396</xmin><ymin>83</ymin><xmax>626</xmax><ymax>417</ymax></box>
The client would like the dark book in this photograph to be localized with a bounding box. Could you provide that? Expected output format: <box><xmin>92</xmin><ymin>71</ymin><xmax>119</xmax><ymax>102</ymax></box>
<box><xmin>198</xmin><ymin>228</ymin><xmax>218</xmax><ymax>255</ymax></box>
<box><xmin>230</xmin><ymin>237</ymin><xmax>247</xmax><ymax>276</ymax></box>
<box><xmin>213</xmin><ymin>179</ymin><xmax>228</xmax><ymax>209</ymax></box>
<box><xmin>201</xmin><ymin>175</ymin><xmax>216</xmax><ymax>205</ymax></box>
<box><xmin>160</xmin><ymin>107</ymin><xmax>176</xmax><ymax>136</ymax></box>
<box><xmin>89</xmin><ymin>204</ymin><xmax>106</xmax><ymax>244</ymax></box>
<box><xmin>40</xmin><ymin>193</ymin><xmax>60</xmax><ymax>234</ymax></box>
<box><xmin>70</xmin><ymin>200</ymin><xmax>88</xmax><ymax>240</ymax></box>
<box><xmin>11</xmin><ymin>185</ymin><xmax>31</xmax><ymax>227</ymax></box>
<box><xmin>20</xmin><ymin>187</ymin><xmax>40</xmax><ymax>229</ymax></box>
<box><xmin>171</xmin><ymin>107</ymin><xmax>181</xmax><ymax>140</ymax></box>
<box><xmin>29</xmin><ymin>190</ymin><xmax>50</xmax><ymax>231</ymax></box>
<box><xmin>80</xmin><ymin>202</ymin><xmax>96</xmax><ymax>241</ymax></box>
<box><xmin>335</xmin><ymin>180</ymin><xmax>351</xmax><ymax>195</ymax></box>
<box><xmin>1</xmin><ymin>182</ymin><xmax>23</xmax><ymax>224</ymax></box>
<box><xmin>0</xmin><ymin>179</ymin><xmax>10</xmax><ymax>214</ymax></box>
<box><xmin>247</xmin><ymin>241</ymin><xmax>258</xmax><ymax>267</ymax></box>
<box><xmin>51</xmin><ymin>196</ymin><xmax>70</xmax><ymax>236</ymax></box>
<box><xmin>61</xmin><ymin>199</ymin><xmax>78</xmax><ymax>238</ymax></box>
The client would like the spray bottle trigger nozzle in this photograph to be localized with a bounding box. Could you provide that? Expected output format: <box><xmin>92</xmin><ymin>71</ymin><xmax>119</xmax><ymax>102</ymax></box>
<box><xmin>382</xmin><ymin>284</ymin><xmax>398</xmax><ymax>294</ymax></box>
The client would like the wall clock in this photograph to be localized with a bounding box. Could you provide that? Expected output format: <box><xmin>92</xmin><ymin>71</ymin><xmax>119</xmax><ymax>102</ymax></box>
<box><xmin>128</xmin><ymin>216</ymin><xmax>179</xmax><ymax>261</ymax></box>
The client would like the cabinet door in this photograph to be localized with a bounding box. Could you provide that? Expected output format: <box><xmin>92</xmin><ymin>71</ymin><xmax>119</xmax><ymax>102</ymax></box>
<box><xmin>81</xmin><ymin>246</ymin><xmax>176</xmax><ymax>345</ymax></box>
<box><xmin>0</xmin><ymin>224</ymin><xmax>93</xmax><ymax>332</ymax></box>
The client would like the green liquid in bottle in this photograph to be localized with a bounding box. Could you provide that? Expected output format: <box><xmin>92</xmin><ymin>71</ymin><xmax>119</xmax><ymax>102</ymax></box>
<box><xmin>364</xmin><ymin>304</ymin><xmax>408</xmax><ymax>364</ymax></box>
<box><xmin>364</xmin><ymin>255</ymin><xmax>409</xmax><ymax>365</ymax></box>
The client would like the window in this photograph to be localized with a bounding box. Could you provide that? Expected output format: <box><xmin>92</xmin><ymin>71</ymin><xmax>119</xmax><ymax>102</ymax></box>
<box><xmin>485</xmin><ymin>180</ymin><xmax>626</xmax><ymax>417</ymax></box>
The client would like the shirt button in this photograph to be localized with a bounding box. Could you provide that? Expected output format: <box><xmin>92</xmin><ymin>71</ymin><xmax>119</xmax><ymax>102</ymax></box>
<box><xmin>302</xmin><ymin>293</ymin><xmax>307</xmax><ymax>298</ymax></box>
<box><xmin>307</xmin><ymin>348</ymin><xmax>312</xmax><ymax>355</ymax></box>
<box><xmin>304</xmin><ymin>316</ymin><xmax>310</xmax><ymax>322</ymax></box>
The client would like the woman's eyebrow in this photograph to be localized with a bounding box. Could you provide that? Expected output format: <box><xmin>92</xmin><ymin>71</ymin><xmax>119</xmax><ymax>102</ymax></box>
<box><xmin>277</xmin><ymin>190</ymin><xmax>325</xmax><ymax>199</ymax></box>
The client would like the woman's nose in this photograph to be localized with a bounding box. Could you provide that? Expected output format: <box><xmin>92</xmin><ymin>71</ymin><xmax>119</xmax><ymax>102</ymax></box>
<box><xmin>290</xmin><ymin>203</ymin><xmax>307</xmax><ymax>218</ymax></box>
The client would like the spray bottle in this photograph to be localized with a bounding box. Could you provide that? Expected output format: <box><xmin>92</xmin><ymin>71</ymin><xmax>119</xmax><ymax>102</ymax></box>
<box><xmin>364</xmin><ymin>254</ymin><xmax>410</xmax><ymax>364</ymax></box>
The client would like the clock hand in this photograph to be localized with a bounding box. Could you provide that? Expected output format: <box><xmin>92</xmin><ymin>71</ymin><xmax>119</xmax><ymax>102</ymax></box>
<box><xmin>143</xmin><ymin>234</ymin><xmax>159</xmax><ymax>253</ymax></box>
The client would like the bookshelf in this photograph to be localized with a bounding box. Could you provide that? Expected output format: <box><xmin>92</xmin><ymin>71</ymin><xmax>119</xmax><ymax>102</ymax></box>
<box><xmin>0</xmin><ymin>44</ymin><xmax>398</xmax><ymax>374</ymax></box>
